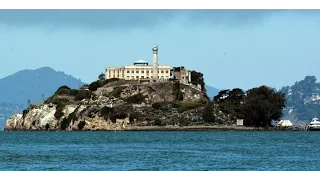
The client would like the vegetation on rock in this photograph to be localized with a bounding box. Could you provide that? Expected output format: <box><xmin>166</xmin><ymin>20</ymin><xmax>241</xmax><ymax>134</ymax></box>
<box><xmin>214</xmin><ymin>85</ymin><xmax>286</xmax><ymax>127</ymax></box>
<box><xmin>7</xmin><ymin>67</ymin><xmax>292</xmax><ymax>131</ymax></box>
<box><xmin>280</xmin><ymin>75</ymin><xmax>320</xmax><ymax>121</ymax></box>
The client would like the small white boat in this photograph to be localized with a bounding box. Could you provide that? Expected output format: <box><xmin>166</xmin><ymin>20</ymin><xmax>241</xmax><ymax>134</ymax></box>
<box><xmin>306</xmin><ymin>117</ymin><xmax>320</xmax><ymax>131</ymax></box>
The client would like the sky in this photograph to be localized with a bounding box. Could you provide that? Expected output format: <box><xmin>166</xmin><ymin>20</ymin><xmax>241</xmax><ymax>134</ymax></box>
<box><xmin>1</xmin><ymin>9</ymin><xmax>320</xmax><ymax>90</ymax></box>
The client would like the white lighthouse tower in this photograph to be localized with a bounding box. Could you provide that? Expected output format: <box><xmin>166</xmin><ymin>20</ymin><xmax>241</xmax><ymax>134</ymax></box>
<box><xmin>152</xmin><ymin>44</ymin><xmax>159</xmax><ymax>81</ymax></box>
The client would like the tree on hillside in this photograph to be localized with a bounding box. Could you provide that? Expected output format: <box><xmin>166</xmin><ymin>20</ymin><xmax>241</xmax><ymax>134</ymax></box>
<box><xmin>89</xmin><ymin>80</ymin><xmax>101</xmax><ymax>91</ymax></box>
<box><xmin>213</xmin><ymin>88</ymin><xmax>245</xmax><ymax>119</ymax></box>
<box><xmin>228</xmin><ymin>88</ymin><xmax>245</xmax><ymax>104</ymax></box>
<box><xmin>213</xmin><ymin>89</ymin><xmax>230</xmax><ymax>103</ymax></box>
<box><xmin>280</xmin><ymin>75</ymin><xmax>320</xmax><ymax>120</ymax></box>
<box><xmin>98</xmin><ymin>73</ymin><xmax>106</xmax><ymax>81</ymax></box>
<box><xmin>190</xmin><ymin>70</ymin><xmax>205</xmax><ymax>91</ymax></box>
<box><xmin>242</xmin><ymin>85</ymin><xmax>286</xmax><ymax>127</ymax></box>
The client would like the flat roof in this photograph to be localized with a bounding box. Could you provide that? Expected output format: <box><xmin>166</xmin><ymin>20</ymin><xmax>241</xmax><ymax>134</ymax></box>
<box><xmin>135</xmin><ymin>60</ymin><xmax>147</xmax><ymax>63</ymax></box>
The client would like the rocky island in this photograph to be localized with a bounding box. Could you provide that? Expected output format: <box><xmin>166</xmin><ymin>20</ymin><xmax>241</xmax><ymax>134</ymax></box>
<box><xmin>4</xmin><ymin>43</ymin><xmax>291</xmax><ymax>131</ymax></box>
<box><xmin>4</xmin><ymin>72</ymin><xmax>214</xmax><ymax>131</ymax></box>
<box><xmin>4</xmin><ymin>68</ymin><xmax>290</xmax><ymax>131</ymax></box>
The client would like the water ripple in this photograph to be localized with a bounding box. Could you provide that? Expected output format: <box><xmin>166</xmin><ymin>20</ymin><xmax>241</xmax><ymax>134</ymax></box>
<box><xmin>0</xmin><ymin>131</ymin><xmax>319</xmax><ymax>171</ymax></box>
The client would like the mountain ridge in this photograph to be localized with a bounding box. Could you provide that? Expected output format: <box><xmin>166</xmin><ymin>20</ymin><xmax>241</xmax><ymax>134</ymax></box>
<box><xmin>0</xmin><ymin>66</ymin><xmax>85</xmax><ymax>105</ymax></box>
<box><xmin>205</xmin><ymin>85</ymin><xmax>221</xmax><ymax>100</ymax></box>
<box><xmin>0</xmin><ymin>67</ymin><xmax>85</xmax><ymax>130</ymax></box>
<box><xmin>280</xmin><ymin>75</ymin><xmax>320</xmax><ymax>125</ymax></box>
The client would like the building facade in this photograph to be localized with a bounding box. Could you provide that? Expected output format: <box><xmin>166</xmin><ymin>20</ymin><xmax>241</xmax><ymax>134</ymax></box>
<box><xmin>106</xmin><ymin>45</ymin><xmax>171</xmax><ymax>81</ymax></box>
<box><xmin>171</xmin><ymin>66</ymin><xmax>191</xmax><ymax>83</ymax></box>
<box><xmin>106</xmin><ymin>60</ymin><xmax>171</xmax><ymax>80</ymax></box>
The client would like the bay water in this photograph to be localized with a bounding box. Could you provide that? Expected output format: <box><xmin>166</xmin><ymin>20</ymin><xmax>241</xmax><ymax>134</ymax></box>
<box><xmin>0</xmin><ymin>131</ymin><xmax>319</xmax><ymax>171</ymax></box>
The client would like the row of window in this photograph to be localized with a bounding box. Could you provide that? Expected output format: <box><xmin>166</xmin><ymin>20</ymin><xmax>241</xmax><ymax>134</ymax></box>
<box><xmin>108</xmin><ymin>74</ymin><xmax>170</xmax><ymax>79</ymax></box>
<box><xmin>109</xmin><ymin>70</ymin><xmax>169</xmax><ymax>74</ymax></box>
<box><xmin>126</xmin><ymin>70</ymin><xmax>169</xmax><ymax>74</ymax></box>
<box><xmin>110</xmin><ymin>74</ymin><xmax>124</xmax><ymax>78</ymax></box>
<box><xmin>127</xmin><ymin>76</ymin><xmax>169</xmax><ymax>79</ymax></box>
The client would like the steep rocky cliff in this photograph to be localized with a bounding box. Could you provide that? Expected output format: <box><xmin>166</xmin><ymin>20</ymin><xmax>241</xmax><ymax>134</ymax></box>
<box><xmin>5</xmin><ymin>79</ymin><xmax>226</xmax><ymax>131</ymax></box>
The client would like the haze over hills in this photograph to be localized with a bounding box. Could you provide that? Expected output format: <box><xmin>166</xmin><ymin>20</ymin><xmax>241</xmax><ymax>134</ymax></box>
<box><xmin>0</xmin><ymin>67</ymin><xmax>85</xmax><ymax>130</ymax></box>
<box><xmin>280</xmin><ymin>75</ymin><xmax>320</xmax><ymax>125</ymax></box>
<box><xmin>0</xmin><ymin>67</ymin><xmax>85</xmax><ymax>105</ymax></box>
<box><xmin>0</xmin><ymin>66</ymin><xmax>221</xmax><ymax>130</ymax></box>
<box><xmin>205</xmin><ymin>85</ymin><xmax>221</xmax><ymax>100</ymax></box>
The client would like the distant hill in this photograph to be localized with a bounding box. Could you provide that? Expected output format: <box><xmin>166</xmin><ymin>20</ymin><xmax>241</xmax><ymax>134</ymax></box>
<box><xmin>205</xmin><ymin>85</ymin><xmax>221</xmax><ymax>100</ymax></box>
<box><xmin>279</xmin><ymin>75</ymin><xmax>320</xmax><ymax>125</ymax></box>
<box><xmin>0</xmin><ymin>67</ymin><xmax>85</xmax><ymax>105</ymax></box>
<box><xmin>0</xmin><ymin>67</ymin><xmax>85</xmax><ymax>130</ymax></box>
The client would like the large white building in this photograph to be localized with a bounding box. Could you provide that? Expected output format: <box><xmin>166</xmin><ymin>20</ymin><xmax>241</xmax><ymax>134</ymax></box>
<box><xmin>105</xmin><ymin>45</ymin><xmax>171</xmax><ymax>80</ymax></box>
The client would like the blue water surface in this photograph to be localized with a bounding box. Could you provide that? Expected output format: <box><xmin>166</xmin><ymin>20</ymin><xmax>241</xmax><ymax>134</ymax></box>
<box><xmin>0</xmin><ymin>131</ymin><xmax>319</xmax><ymax>171</ymax></box>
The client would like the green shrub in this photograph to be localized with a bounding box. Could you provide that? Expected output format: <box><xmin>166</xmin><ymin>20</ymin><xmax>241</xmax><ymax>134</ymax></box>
<box><xmin>54</xmin><ymin>100</ymin><xmax>68</xmax><ymax>119</ymax></box>
<box><xmin>69</xmin><ymin>89</ymin><xmax>78</xmax><ymax>96</ymax></box>
<box><xmin>111</xmin><ymin>86</ymin><xmax>126</xmax><ymax>98</ymax></box>
<box><xmin>45</xmin><ymin>87</ymin><xmax>69</xmax><ymax>104</ymax></box>
<box><xmin>58</xmin><ymin>85</ymin><xmax>71</xmax><ymax>90</ymax></box>
<box><xmin>152</xmin><ymin>101</ymin><xmax>181</xmax><ymax>110</ymax></box>
<box><xmin>52</xmin><ymin>98</ymin><xmax>69</xmax><ymax>105</ymax></box>
<box><xmin>129</xmin><ymin>115</ymin><xmax>134</xmax><ymax>123</ymax></box>
<box><xmin>117</xmin><ymin>111</ymin><xmax>127</xmax><ymax>119</ymax></box>
<box><xmin>176</xmin><ymin>91</ymin><xmax>183</xmax><ymax>101</ymax></box>
<box><xmin>44</xmin><ymin>96</ymin><xmax>54</xmax><ymax>104</ymax></box>
<box><xmin>89</xmin><ymin>80</ymin><xmax>101</xmax><ymax>91</ymax></box>
<box><xmin>177</xmin><ymin>101</ymin><xmax>203</xmax><ymax>113</ymax></box>
<box><xmin>74</xmin><ymin>90</ymin><xmax>92</xmax><ymax>101</ymax></box>
<box><xmin>154</xmin><ymin>118</ymin><xmax>162</xmax><ymax>126</ymax></box>
<box><xmin>199</xmin><ymin>97</ymin><xmax>209</xmax><ymax>104</ymax></box>
<box><xmin>56</xmin><ymin>89</ymin><xmax>71</xmax><ymax>95</ymax></box>
<box><xmin>190</xmin><ymin>70</ymin><xmax>205</xmax><ymax>91</ymax></box>
<box><xmin>45</xmin><ymin>123</ymin><xmax>50</xmax><ymax>130</ymax></box>
<box><xmin>179</xmin><ymin>118</ymin><xmax>189</xmax><ymax>126</ymax></box>
<box><xmin>78</xmin><ymin>121</ymin><xmax>86</xmax><ymax>130</ymax></box>
<box><xmin>60</xmin><ymin>106</ymin><xmax>79</xmax><ymax>130</ymax></box>
<box><xmin>22</xmin><ymin>109</ymin><xmax>29</xmax><ymax>119</ymax></box>
<box><xmin>54</xmin><ymin>108</ymin><xmax>64</xmax><ymax>119</ymax></box>
<box><xmin>172</xmin><ymin>102</ymin><xmax>181</xmax><ymax>108</ymax></box>
<box><xmin>106</xmin><ymin>110</ymin><xmax>127</xmax><ymax>122</ymax></box>
<box><xmin>60</xmin><ymin>117</ymin><xmax>71</xmax><ymax>130</ymax></box>
<box><xmin>152</xmin><ymin>102</ymin><xmax>162</xmax><ymax>109</ymax></box>
<box><xmin>115</xmin><ymin>104</ymin><xmax>134</xmax><ymax>113</ymax></box>
<box><xmin>55</xmin><ymin>85</ymin><xmax>72</xmax><ymax>95</ymax></box>
<box><xmin>109</xmin><ymin>113</ymin><xmax>117</xmax><ymax>123</ymax></box>
<box><xmin>105</xmin><ymin>78</ymin><xmax>120</xmax><ymax>85</ymax></box>
<box><xmin>88</xmin><ymin>107</ymin><xmax>100</xmax><ymax>118</ymax></box>
<box><xmin>125</xmin><ymin>93</ymin><xmax>145</xmax><ymax>104</ymax></box>
<box><xmin>129</xmin><ymin>112</ymin><xmax>141</xmax><ymax>123</ymax></box>
<box><xmin>100</xmin><ymin>106</ymin><xmax>114</xmax><ymax>118</ymax></box>
<box><xmin>68</xmin><ymin>111</ymin><xmax>77</xmax><ymax>123</ymax></box>
<box><xmin>88</xmin><ymin>78</ymin><xmax>120</xmax><ymax>91</ymax></box>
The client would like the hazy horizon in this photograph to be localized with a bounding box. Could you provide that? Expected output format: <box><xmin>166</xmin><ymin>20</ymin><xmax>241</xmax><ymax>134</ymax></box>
<box><xmin>1</xmin><ymin>9</ymin><xmax>320</xmax><ymax>90</ymax></box>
